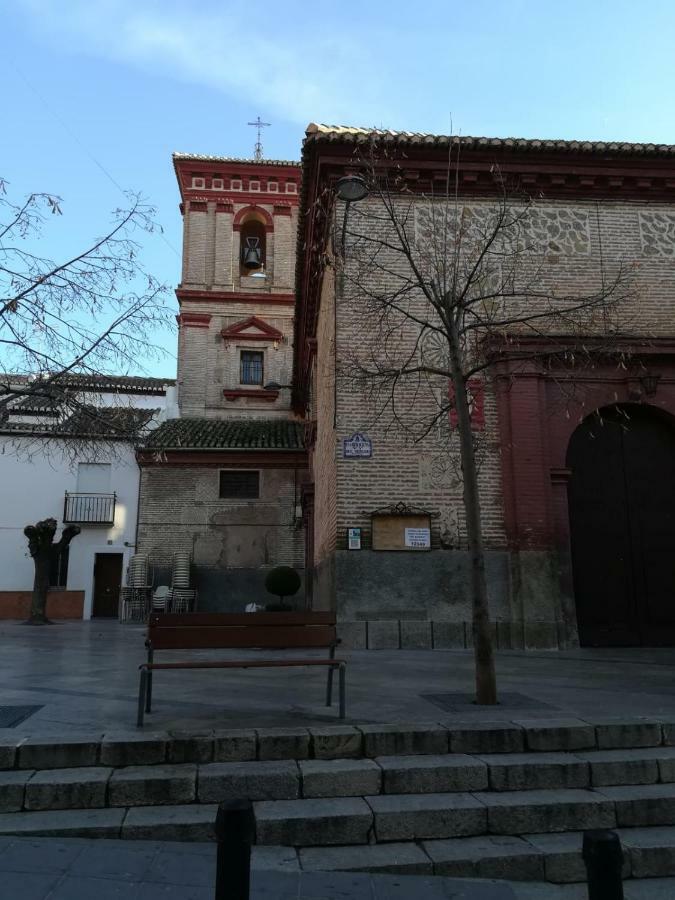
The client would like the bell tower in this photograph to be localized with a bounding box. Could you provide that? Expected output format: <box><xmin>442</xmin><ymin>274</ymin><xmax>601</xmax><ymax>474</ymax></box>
<box><xmin>172</xmin><ymin>151</ymin><xmax>301</xmax><ymax>419</ymax></box>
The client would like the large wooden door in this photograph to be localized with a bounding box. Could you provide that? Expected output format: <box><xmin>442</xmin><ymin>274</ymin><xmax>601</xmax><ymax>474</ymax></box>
<box><xmin>567</xmin><ymin>405</ymin><xmax>675</xmax><ymax>646</ymax></box>
<box><xmin>93</xmin><ymin>553</ymin><xmax>123</xmax><ymax>617</ymax></box>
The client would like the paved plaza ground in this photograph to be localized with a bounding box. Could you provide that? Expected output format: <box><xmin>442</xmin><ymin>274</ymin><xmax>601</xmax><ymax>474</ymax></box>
<box><xmin>1</xmin><ymin>836</ymin><xmax>675</xmax><ymax>899</ymax></box>
<box><xmin>2</xmin><ymin>622</ymin><xmax>675</xmax><ymax>898</ymax></box>
<box><xmin>1</xmin><ymin>620</ymin><xmax>675</xmax><ymax>733</ymax></box>
<box><xmin>0</xmin><ymin>836</ymin><xmax>519</xmax><ymax>900</ymax></box>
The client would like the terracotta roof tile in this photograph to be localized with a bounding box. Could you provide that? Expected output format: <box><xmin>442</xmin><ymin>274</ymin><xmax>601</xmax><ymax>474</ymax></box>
<box><xmin>143</xmin><ymin>417</ymin><xmax>305</xmax><ymax>451</ymax></box>
<box><xmin>304</xmin><ymin>124</ymin><xmax>675</xmax><ymax>156</ymax></box>
<box><xmin>173</xmin><ymin>153</ymin><xmax>300</xmax><ymax>166</ymax></box>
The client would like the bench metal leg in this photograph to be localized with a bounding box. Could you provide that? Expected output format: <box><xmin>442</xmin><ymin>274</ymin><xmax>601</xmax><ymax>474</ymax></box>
<box><xmin>137</xmin><ymin>667</ymin><xmax>148</xmax><ymax>728</ymax></box>
<box><xmin>338</xmin><ymin>663</ymin><xmax>346</xmax><ymax>719</ymax></box>
<box><xmin>326</xmin><ymin>644</ymin><xmax>336</xmax><ymax>706</ymax></box>
<box><xmin>326</xmin><ymin>666</ymin><xmax>334</xmax><ymax>707</ymax></box>
<box><xmin>146</xmin><ymin>648</ymin><xmax>154</xmax><ymax>713</ymax></box>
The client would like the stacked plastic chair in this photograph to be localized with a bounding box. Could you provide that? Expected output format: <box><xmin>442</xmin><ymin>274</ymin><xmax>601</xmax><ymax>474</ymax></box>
<box><xmin>169</xmin><ymin>551</ymin><xmax>196</xmax><ymax>612</ymax></box>
<box><xmin>151</xmin><ymin>585</ymin><xmax>171</xmax><ymax>613</ymax></box>
<box><xmin>119</xmin><ymin>553</ymin><xmax>152</xmax><ymax>622</ymax></box>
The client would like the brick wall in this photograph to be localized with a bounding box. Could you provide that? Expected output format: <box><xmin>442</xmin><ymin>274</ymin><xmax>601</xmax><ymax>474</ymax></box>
<box><xmin>312</xmin><ymin>266</ymin><xmax>338</xmax><ymax>563</ymax></box>
<box><xmin>306</xmin><ymin>193</ymin><xmax>675</xmax><ymax>643</ymax></box>
<box><xmin>320</xmin><ymin>195</ymin><xmax>675</xmax><ymax>550</ymax></box>
<box><xmin>178</xmin><ymin>304</ymin><xmax>295</xmax><ymax>418</ymax></box>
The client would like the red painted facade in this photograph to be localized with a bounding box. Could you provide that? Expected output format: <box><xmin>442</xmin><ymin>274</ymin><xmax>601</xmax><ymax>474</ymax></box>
<box><xmin>494</xmin><ymin>339</ymin><xmax>675</xmax><ymax>554</ymax></box>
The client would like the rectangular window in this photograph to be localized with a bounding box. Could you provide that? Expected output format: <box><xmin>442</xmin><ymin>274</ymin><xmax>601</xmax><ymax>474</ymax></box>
<box><xmin>240</xmin><ymin>350</ymin><xmax>264</xmax><ymax>385</ymax></box>
<box><xmin>76</xmin><ymin>462</ymin><xmax>111</xmax><ymax>493</ymax></box>
<box><xmin>49</xmin><ymin>546</ymin><xmax>69</xmax><ymax>588</ymax></box>
<box><xmin>219</xmin><ymin>470</ymin><xmax>260</xmax><ymax>499</ymax></box>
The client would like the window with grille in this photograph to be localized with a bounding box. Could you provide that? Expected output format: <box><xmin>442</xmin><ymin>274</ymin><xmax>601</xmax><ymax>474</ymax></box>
<box><xmin>240</xmin><ymin>350</ymin><xmax>264</xmax><ymax>385</ymax></box>
<box><xmin>219</xmin><ymin>470</ymin><xmax>260</xmax><ymax>499</ymax></box>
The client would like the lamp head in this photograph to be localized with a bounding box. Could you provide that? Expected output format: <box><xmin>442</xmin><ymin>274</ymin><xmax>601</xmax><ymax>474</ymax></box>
<box><xmin>335</xmin><ymin>174</ymin><xmax>369</xmax><ymax>202</ymax></box>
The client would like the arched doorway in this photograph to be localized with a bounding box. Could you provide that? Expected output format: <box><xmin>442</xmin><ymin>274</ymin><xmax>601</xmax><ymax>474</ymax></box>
<box><xmin>567</xmin><ymin>404</ymin><xmax>675</xmax><ymax>646</ymax></box>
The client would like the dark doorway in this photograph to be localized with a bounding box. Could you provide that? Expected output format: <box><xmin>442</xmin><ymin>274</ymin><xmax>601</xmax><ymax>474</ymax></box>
<box><xmin>93</xmin><ymin>553</ymin><xmax>123</xmax><ymax>618</ymax></box>
<box><xmin>567</xmin><ymin>404</ymin><xmax>675</xmax><ymax>646</ymax></box>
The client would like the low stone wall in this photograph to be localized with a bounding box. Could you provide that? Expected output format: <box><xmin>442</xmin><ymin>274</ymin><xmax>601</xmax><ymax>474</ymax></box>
<box><xmin>337</xmin><ymin>618</ymin><xmax>562</xmax><ymax>650</ymax></box>
<box><xmin>149</xmin><ymin>566</ymin><xmax>308</xmax><ymax>613</ymax></box>
<box><xmin>315</xmin><ymin>548</ymin><xmax>572</xmax><ymax>650</ymax></box>
<box><xmin>0</xmin><ymin>590</ymin><xmax>84</xmax><ymax>619</ymax></box>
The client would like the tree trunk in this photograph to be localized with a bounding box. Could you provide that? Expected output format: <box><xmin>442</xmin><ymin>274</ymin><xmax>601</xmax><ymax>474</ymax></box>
<box><xmin>23</xmin><ymin>519</ymin><xmax>80</xmax><ymax>626</ymax></box>
<box><xmin>29</xmin><ymin>555</ymin><xmax>52</xmax><ymax>625</ymax></box>
<box><xmin>449</xmin><ymin>352</ymin><xmax>498</xmax><ymax>705</ymax></box>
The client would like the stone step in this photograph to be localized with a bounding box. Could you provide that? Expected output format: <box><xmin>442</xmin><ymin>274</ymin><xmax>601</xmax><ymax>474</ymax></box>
<box><xmin>257</xmin><ymin>784</ymin><xmax>675</xmax><ymax>846</ymax></box>
<box><xmin>295</xmin><ymin>825</ymin><xmax>675</xmax><ymax>884</ymax></box>
<box><xmin>0</xmin><ymin>804</ymin><xmax>218</xmax><ymax>841</ymax></box>
<box><xmin>5</xmin><ymin>748</ymin><xmax>675</xmax><ymax>813</ymax></box>
<box><xmin>1</xmin><ymin>717</ymin><xmax>673</xmax><ymax>771</ymax></box>
<box><xmin>2</xmin><ymin>796</ymin><xmax>675</xmax><ymax>882</ymax></box>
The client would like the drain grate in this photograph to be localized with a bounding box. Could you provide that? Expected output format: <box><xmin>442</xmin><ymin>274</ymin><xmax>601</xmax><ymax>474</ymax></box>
<box><xmin>0</xmin><ymin>706</ymin><xmax>43</xmax><ymax>728</ymax></box>
<box><xmin>421</xmin><ymin>692</ymin><xmax>557</xmax><ymax>713</ymax></box>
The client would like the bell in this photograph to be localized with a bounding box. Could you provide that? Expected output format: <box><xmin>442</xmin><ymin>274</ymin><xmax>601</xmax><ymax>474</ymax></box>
<box><xmin>242</xmin><ymin>237</ymin><xmax>262</xmax><ymax>269</ymax></box>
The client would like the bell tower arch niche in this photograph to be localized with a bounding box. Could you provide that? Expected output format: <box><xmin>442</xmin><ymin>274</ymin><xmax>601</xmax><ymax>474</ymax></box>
<box><xmin>233</xmin><ymin>206</ymin><xmax>274</xmax><ymax>287</ymax></box>
<box><xmin>567</xmin><ymin>403</ymin><xmax>675</xmax><ymax>648</ymax></box>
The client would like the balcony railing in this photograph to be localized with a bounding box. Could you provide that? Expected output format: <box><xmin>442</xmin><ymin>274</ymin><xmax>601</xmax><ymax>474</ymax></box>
<box><xmin>63</xmin><ymin>492</ymin><xmax>116</xmax><ymax>524</ymax></box>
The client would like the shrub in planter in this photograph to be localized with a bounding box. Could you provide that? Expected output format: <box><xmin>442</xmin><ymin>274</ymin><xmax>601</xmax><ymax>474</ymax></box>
<box><xmin>264</xmin><ymin>566</ymin><xmax>301</xmax><ymax>611</ymax></box>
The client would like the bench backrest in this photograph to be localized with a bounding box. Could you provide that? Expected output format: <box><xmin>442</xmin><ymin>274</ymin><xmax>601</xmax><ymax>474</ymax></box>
<box><xmin>147</xmin><ymin>611</ymin><xmax>338</xmax><ymax>650</ymax></box>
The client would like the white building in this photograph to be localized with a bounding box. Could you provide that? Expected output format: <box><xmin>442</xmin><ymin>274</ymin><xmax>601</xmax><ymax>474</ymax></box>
<box><xmin>0</xmin><ymin>375</ymin><xmax>176</xmax><ymax>620</ymax></box>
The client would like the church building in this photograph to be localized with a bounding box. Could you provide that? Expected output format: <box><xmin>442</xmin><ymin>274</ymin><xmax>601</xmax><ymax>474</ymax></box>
<box><xmin>295</xmin><ymin>125</ymin><xmax>675</xmax><ymax>650</ymax></box>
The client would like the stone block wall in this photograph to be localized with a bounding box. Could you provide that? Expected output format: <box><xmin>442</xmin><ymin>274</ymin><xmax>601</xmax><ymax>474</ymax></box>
<box><xmin>137</xmin><ymin>465</ymin><xmax>305</xmax><ymax>610</ymax></box>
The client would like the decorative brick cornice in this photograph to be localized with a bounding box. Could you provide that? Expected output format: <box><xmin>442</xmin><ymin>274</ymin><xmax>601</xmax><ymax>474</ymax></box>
<box><xmin>176</xmin><ymin>288</ymin><xmax>295</xmax><ymax>307</ymax></box>
<box><xmin>176</xmin><ymin>312</ymin><xmax>211</xmax><ymax>329</ymax></box>
<box><xmin>223</xmin><ymin>389</ymin><xmax>279</xmax><ymax>401</ymax></box>
<box><xmin>172</xmin><ymin>156</ymin><xmax>301</xmax><ymax>207</ymax></box>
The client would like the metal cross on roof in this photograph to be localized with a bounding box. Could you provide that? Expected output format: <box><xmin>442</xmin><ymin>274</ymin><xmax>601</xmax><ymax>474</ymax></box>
<box><xmin>248</xmin><ymin>116</ymin><xmax>271</xmax><ymax>161</ymax></box>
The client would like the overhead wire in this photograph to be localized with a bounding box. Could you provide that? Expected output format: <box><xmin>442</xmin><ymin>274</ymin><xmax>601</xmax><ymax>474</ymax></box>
<box><xmin>5</xmin><ymin>55</ymin><xmax>181</xmax><ymax>259</ymax></box>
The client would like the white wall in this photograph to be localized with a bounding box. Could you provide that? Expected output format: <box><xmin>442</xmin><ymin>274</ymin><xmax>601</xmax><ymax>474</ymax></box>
<box><xmin>0</xmin><ymin>439</ymin><xmax>140</xmax><ymax>620</ymax></box>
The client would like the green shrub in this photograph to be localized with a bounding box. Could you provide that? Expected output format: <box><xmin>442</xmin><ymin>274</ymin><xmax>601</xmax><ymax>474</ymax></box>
<box><xmin>264</xmin><ymin>566</ymin><xmax>301</xmax><ymax>603</ymax></box>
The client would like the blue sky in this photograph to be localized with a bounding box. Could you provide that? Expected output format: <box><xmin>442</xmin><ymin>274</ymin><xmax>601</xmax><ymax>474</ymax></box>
<box><xmin>3</xmin><ymin>0</ymin><xmax>675</xmax><ymax>378</ymax></box>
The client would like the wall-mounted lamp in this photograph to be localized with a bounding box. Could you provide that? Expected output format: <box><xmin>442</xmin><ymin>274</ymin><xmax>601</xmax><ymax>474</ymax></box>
<box><xmin>640</xmin><ymin>372</ymin><xmax>660</xmax><ymax>396</ymax></box>
<box><xmin>335</xmin><ymin>175</ymin><xmax>369</xmax><ymax>259</ymax></box>
<box><xmin>335</xmin><ymin>175</ymin><xmax>369</xmax><ymax>202</ymax></box>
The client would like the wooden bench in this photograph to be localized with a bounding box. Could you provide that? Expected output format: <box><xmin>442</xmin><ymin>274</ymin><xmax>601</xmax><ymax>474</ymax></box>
<box><xmin>137</xmin><ymin>611</ymin><xmax>346</xmax><ymax>726</ymax></box>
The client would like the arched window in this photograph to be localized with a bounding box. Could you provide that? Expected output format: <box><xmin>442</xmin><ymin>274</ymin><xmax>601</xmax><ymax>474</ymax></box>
<box><xmin>239</xmin><ymin>215</ymin><xmax>267</xmax><ymax>277</ymax></box>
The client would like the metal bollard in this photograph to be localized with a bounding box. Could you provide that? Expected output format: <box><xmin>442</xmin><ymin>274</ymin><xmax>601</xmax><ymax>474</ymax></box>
<box><xmin>582</xmin><ymin>829</ymin><xmax>624</xmax><ymax>900</ymax></box>
<box><xmin>214</xmin><ymin>799</ymin><xmax>255</xmax><ymax>900</ymax></box>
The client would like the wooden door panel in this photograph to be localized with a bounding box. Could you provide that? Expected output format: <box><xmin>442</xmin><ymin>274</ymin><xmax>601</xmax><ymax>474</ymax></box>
<box><xmin>567</xmin><ymin>412</ymin><xmax>635</xmax><ymax>644</ymax></box>
<box><xmin>568</xmin><ymin>405</ymin><xmax>675</xmax><ymax>647</ymax></box>
<box><xmin>93</xmin><ymin>553</ymin><xmax>123</xmax><ymax>618</ymax></box>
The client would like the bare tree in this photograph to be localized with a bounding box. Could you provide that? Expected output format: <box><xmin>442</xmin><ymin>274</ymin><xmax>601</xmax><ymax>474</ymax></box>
<box><xmin>0</xmin><ymin>177</ymin><xmax>172</xmax><ymax>447</ymax></box>
<box><xmin>336</xmin><ymin>147</ymin><xmax>637</xmax><ymax>704</ymax></box>
<box><xmin>24</xmin><ymin>518</ymin><xmax>81</xmax><ymax>625</ymax></box>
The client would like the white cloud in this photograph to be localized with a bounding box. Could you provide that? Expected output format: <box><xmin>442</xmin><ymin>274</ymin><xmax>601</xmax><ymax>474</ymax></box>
<box><xmin>15</xmin><ymin>0</ymin><xmax>397</xmax><ymax>126</ymax></box>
